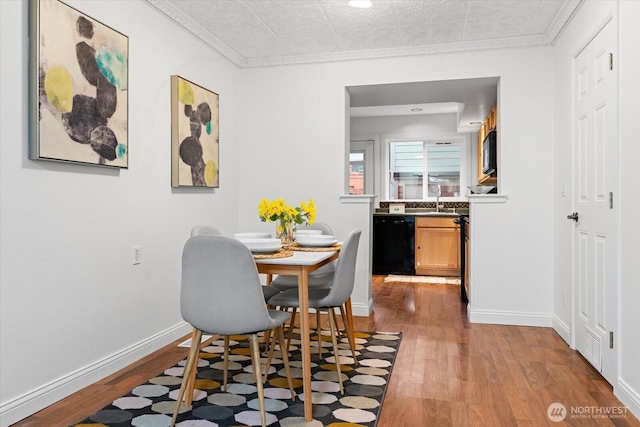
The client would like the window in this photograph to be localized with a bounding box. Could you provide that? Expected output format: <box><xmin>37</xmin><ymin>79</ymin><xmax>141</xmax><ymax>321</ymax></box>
<box><xmin>427</xmin><ymin>144</ymin><xmax>461</xmax><ymax>197</ymax></box>
<box><xmin>387</xmin><ymin>139</ymin><xmax>465</xmax><ymax>200</ymax></box>
<box><xmin>349</xmin><ymin>151</ymin><xmax>365</xmax><ymax>195</ymax></box>
<box><xmin>349</xmin><ymin>140</ymin><xmax>374</xmax><ymax>195</ymax></box>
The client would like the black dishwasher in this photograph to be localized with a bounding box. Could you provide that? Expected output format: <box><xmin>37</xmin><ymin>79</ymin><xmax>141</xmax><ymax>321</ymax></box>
<box><xmin>372</xmin><ymin>215</ymin><xmax>415</xmax><ymax>275</ymax></box>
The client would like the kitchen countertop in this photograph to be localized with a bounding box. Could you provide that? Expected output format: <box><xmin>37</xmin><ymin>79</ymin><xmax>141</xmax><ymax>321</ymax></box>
<box><xmin>374</xmin><ymin>209</ymin><xmax>468</xmax><ymax>217</ymax></box>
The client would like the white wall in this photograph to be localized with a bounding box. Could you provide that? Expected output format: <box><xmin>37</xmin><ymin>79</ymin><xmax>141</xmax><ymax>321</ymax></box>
<box><xmin>618</xmin><ymin>0</ymin><xmax>640</xmax><ymax>416</ymax></box>
<box><xmin>5</xmin><ymin>0</ymin><xmax>637</xmax><ymax>424</ymax></box>
<box><xmin>0</xmin><ymin>1</ymin><xmax>240</xmax><ymax>424</ymax></box>
<box><xmin>237</xmin><ymin>48</ymin><xmax>555</xmax><ymax>327</ymax></box>
<box><xmin>552</xmin><ymin>0</ymin><xmax>640</xmax><ymax>417</ymax></box>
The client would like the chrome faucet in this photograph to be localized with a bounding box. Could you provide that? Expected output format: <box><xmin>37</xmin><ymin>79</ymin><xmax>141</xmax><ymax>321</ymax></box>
<box><xmin>436</xmin><ymin>184</ymin><xmax>442</xmax><ymax>212</ymax></box>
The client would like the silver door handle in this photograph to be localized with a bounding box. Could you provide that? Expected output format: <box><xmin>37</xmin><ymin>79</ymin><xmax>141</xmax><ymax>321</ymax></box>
<box><xmin>567</xmin><ymin>212</ymin><xmax>579</xmax><ymax>222</ymax></box>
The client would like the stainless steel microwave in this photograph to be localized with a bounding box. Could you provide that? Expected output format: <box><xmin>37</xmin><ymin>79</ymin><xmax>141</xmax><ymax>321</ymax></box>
<box><xmin>482</xmin><ymin>130</ymin><xmax>497</xmax><ymax>176</ymax></box>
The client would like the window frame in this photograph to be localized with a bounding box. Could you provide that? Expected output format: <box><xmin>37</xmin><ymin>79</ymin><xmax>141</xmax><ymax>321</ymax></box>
<box><xmin>383</xmin><ymin>136</ymin><xmax>468</xmax><ymax>202</ymax></box>
<box><xmin>349</xmin><ymin>139</ymin><xmax>374</xmax><ymax>195</ymax></box>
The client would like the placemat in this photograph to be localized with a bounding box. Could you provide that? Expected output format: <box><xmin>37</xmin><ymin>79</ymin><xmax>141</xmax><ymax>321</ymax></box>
<box><xmin>284</xmin><ymin>242</ymin><xmax>342</xmax><ymax>252</ymax></box>
<box><xmin>251</xmin><ymin>249</ymin><xmax>293</xmax><ymax>259</ymax></box>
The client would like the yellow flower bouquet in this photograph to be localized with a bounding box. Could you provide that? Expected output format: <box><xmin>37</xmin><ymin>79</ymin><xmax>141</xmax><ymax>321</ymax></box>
<box><xmin>258</xmin><ymin>198</ymin><xmax>316</xmax><ymax>243</ymax></box>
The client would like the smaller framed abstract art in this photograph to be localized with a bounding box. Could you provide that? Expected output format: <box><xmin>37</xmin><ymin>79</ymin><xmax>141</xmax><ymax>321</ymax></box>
<box><xmin>171</xmin><ymin>75</ymin><xmax>220</xmax><ymax>187</ymax></box>
<box><xmin>29</xmin><ymin>0</ymin><xmax>129</xmax><ymax>168</ymax></box>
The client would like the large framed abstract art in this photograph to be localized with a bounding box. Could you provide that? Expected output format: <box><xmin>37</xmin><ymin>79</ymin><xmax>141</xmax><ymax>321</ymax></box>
<box><xmin>29</xmin><ymin>0</ymin><xmax>129</xmax><ymax>168</ymax></box>
<box><xmin>171</xmin><ymin>75</ymin><xmax>219</xmax><ymax>187</ymax></box>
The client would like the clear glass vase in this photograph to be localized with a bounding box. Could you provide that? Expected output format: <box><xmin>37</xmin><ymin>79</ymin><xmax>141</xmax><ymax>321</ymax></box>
<box><xmin>277</xmin><ymin>220</ymin><xmax>294</xmax><ymax>245</ymax></box>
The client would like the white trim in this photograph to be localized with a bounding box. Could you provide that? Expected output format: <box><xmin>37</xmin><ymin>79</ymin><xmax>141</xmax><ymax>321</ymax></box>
<box><xmin>553</xmin><ymin>314</ymin><xmax>572</xmax><ymax>345</ymax></box>
<box><xmin>351</xmin><ymin>299</ymin><xmax>373</xmax><ymax>317</ymax></box>
<box><xmin>616</xmin><ymin>379</ymin><xmax>640</xmax><ymax>422</ymax></box>
<box><xmin>469</xmin><ymin>309</ymin><xmax>553</xmax><ymax>327</ymax></box>
<box><xmin>339</xmin><ymin>194</ymin><xmax>375</xmax><ymax>204</ymax></box>
<box><xmin>0</xmin><ymin>322</ymin><xmax>192</xmax><ymax>426</ymax></box>
<box><xmin>467</xmin><ymin>194</ymin><xmax>508</xmax><ymax>203</ymax></box>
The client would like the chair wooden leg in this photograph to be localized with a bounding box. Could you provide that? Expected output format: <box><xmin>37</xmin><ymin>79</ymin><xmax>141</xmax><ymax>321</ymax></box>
<box><xmin>263</xmin><ymin>328</ymin><xmax>279</xmax><ymax>383</ymax></box>
<box><xmin>223</xmin><ymin>335</ymin><xmax>230</xmax><ymax>391</ymax></box>
<box><xmin>262</xmin><ymin>328</ymin><xmax>272</xmax><ymax>349</ymax></box>
<box><xmin>171</xmin><ymin>328</ymin><xmax>203</xmax><ymax>427</ymax></box>
<box><xmin>344</xmin><ymin>297</ymin><xmax>356</xmax><ymax>351</ymax></box>
<box><xmin>276</xmin><ymin>325</ymin><xmax>296</xmax><ymax>401</ymax></box>
<box><xmin>185</xmin><ymin>328</ymin><xmax>200</xmax><ymax>406</ymax></box>
<box><xmin>327</xmin><ymin>309</ymin><xmax>344</xmax><ymax>394</ymax></box>
<box><xmin>286</xmin><ymin>309</ymin><xmax>297</xmax><ymax>351</ymax></box>
<box><xmin>249</xmin><ymin>334</ymin><xmax>267</xmax><ymax>427</ymax></box>
<box><xmin>316</xmin><ymin>310</ymin><xmax>322</xmax><ymax>357</ymax></box>
<box><xmin>340</xmin><ymin>304</ymin><xmax>358</xmax><ymax>364</ymax></box>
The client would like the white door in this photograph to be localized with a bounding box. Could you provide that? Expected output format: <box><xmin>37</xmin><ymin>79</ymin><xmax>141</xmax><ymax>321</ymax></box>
<box><xmin>572</xmin><ymin>19</ymin><xmax>618</xmax><ymax>385</ymax></box>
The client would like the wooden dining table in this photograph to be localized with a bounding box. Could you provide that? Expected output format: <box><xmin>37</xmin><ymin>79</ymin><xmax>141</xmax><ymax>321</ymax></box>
<box><xmin>254</xmin><ymin>249</ymin><xmax>340</xmax><ymax>422</ymax></box>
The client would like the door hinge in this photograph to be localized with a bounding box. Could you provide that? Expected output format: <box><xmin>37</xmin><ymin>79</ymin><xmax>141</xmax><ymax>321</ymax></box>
<box><xmin>610</xmin><ymin>331</ymin><xmax>614</xmax><ymax>349</ymax></box>
<box><xmin>609</xmin><ymin>53</ymin><xmax>614</xmax><ymax>70</ymax></box>
<box><xmin>609</xmin><ymin>192</ymin><xmax>614</xmax><ymax>209</ymax></box>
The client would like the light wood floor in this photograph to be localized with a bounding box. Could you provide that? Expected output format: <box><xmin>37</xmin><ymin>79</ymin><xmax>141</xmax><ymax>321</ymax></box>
<box><xmin>13</xmin><ymin>276</ymin><xmax>640</xmax><ymax>426</ymax></box>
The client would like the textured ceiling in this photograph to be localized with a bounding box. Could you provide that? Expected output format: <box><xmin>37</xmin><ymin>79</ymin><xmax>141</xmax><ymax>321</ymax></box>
<box><xmin>145</xmin><ymin>0</ymin><xmax>582</xmax><ymax>68</ymax></box>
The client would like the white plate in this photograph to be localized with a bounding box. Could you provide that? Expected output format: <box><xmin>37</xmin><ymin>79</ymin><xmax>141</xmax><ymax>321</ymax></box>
<box><xmin>235</xmin><ymin>238</ymin><xmax>282</xmax><ymax>253</ymax></box>
<box><xmin>249</xmin><ymin>245</ymin><xmax>282</xmax><ymax>253</ymax></box>
<box><xmin>233</xmin><ymin>232</ymin><xmax>272</xmax><ymax>239</ymax></box>
<box><xmin>296</xmin><ymin>239</ymin><xmax>338</xmax><ymax>248</ymax></box>
<box><xmin>295</xmin><ymin>235</ymin><xmax>338</xmax><ymax>247</ymax></box>
<box><xmin>294</xmin><ymin>230</ymin><xmax>322</xmax><ymax>237</ymax></box>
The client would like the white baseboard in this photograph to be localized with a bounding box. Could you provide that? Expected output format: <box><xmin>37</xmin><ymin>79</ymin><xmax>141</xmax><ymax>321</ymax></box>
<box><xmin>351</xmin><ymin>298</ymin><xmax>373</xmax><ymax>317</ymax></box>
<box><xmin>552</xmin><ymin>314</ymin><xmax>571</xmax><ymax>345</ymax></box>
<box><xmin>616</xmin><ymin>379</ymin><xmax>640</xmax><ymax>422</ymax></box>
<box><xmin>468</xmin><ymin>309</ymin><xmax>553</xmax><ymax>327</ymax></box>
<box><xmin>0</xmin><ymin>322</ymin><xmax>192</xmax><ymax>427</ymax></box>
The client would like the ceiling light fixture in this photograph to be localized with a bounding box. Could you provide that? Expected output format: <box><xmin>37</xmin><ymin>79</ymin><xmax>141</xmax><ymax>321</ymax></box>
<box><xmin>469</xmin><ymin>121</ymin><xmax>482</xmax><ymax>125</ymax></box>
<box><xmin>411</xmin><ymin>108</ymin><xmax>423</xmax><ymax>112</ymax></box>
<box><xmin>349</xmin><ymin>0</ymin><xmax>372</xmax><ymax>8</ymax></box>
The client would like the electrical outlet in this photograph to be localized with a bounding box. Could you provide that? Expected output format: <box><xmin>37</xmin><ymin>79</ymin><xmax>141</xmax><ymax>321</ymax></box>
<box><xmin>133</xmin><ymin>246</ymin><xmax>141</xmax><ymax>265</ymax></box>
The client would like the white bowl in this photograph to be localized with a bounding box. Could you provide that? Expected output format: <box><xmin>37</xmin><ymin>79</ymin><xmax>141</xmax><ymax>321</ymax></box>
<box><xmin>468</xmin><ymin>185</ymin><xmax>496</xmax><ymax>194</ymax></box>
<box><xmin>235</xmin><ymin>237</ymin><xmax>282</xmax><ymax>253</ymax></box>
<box><xmin>293</xmin><ymin>229</ymin><xmax>322</xmax><ymax>238</ymax></box>
<box><xmin>295</xmin><ymin>234</ymin><xmax>338</xmax><ymax>247</ymax></box>
<box><xmin>233</xmin><ymin>232</ymin><xmax>272</xmax><ymax>239</ymax></box>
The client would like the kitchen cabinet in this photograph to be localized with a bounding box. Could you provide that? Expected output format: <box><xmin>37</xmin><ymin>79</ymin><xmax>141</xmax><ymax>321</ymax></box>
<box><xmin>415</xmin><ymin>217</ymin><xmax>460</xmax><ymax>277</ymax></box>
<box><xmin>477</xmin><ymin>102</ymin><xmax>498</xmax><ymax>185</ymax></box>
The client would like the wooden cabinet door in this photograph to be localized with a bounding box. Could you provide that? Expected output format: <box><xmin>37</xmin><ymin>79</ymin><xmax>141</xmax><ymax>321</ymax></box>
<box><xmin>415</xmin><ymin>226</ymin><xmax>460</xmax><ymax>276</ymax></box>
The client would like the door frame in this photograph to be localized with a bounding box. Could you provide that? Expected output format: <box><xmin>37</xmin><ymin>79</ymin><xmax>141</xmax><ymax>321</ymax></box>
<box><xmin>569</xmin><ymin>12</ymin><xmax>619</xmax><ymax>384</ymax></box>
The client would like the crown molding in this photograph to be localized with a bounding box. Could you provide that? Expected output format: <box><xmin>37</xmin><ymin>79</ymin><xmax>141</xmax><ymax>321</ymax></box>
<box><xmin>142</xmin><ymin>0</ymin><xmax>246</xmax><ymax>68</ymax></box>
<box><xmin>245</xmin><ymin>35</ymin><xmax>547</xmax><ymax>68</ymax></box>
<box><xmin>144</xmin><ymin>0</ymin><xmax>583</xmax><ymax>69</ymax></box>
<box><xmin>544</xmin><ymin>0</ymin><xmax>584</xmax><ymax>45</ymax></box>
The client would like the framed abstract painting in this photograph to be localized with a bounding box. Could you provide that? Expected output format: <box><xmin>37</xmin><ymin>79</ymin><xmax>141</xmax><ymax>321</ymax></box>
<box><xmin>171</xmin><ymin>75</ymin><xmax>219</xmax><ymax>187</ymax></box>
<box><xmin>29</xmin><ymin>0</ymin><xmax>129</xmax><ymax>168</ymax></box>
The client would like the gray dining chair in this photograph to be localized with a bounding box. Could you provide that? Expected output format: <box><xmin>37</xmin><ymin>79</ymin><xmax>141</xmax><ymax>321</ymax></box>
<box><xmin>269</xmin><ymin>222</ymin><xmax>355</xmax><ymax>357</ymax></box>
<box><xmin>183</xmin><ymin>225</ymin><xmax>281</xmax><ymax>405</ymax></box>
<box><xmin>190</xmin><ymin>224</ymin><xmax>221</xmax><ymax>237</ymax></box>
<box><xmin>267</xmin><ymin>229</ymin><xmax>361</xmax><ymax>394</ymax></box>
<box><xmin>171</xmin><ymin>235</ymin><xmax>295</xmax><ymax>427</ymax></box>
<box><xmin>270</xmin><ymin>221</ymin><xmax>336</xmax><ymax>289</ymax></box>
<box><xmin>190</xmin><ymin>225</ymin><xmax>280</xmax><ymax>302</ymax></box>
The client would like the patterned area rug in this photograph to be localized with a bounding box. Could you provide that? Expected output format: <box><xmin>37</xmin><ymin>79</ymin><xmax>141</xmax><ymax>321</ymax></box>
<box><xmin>384</xmin><ymin>274</ymin><xmax>461</xmax><ymax>285</ymax></box>
<box><xmin>74</xmin><ymin>330</ymin><xmax>401</xmax><ymax>427</ymax></box>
